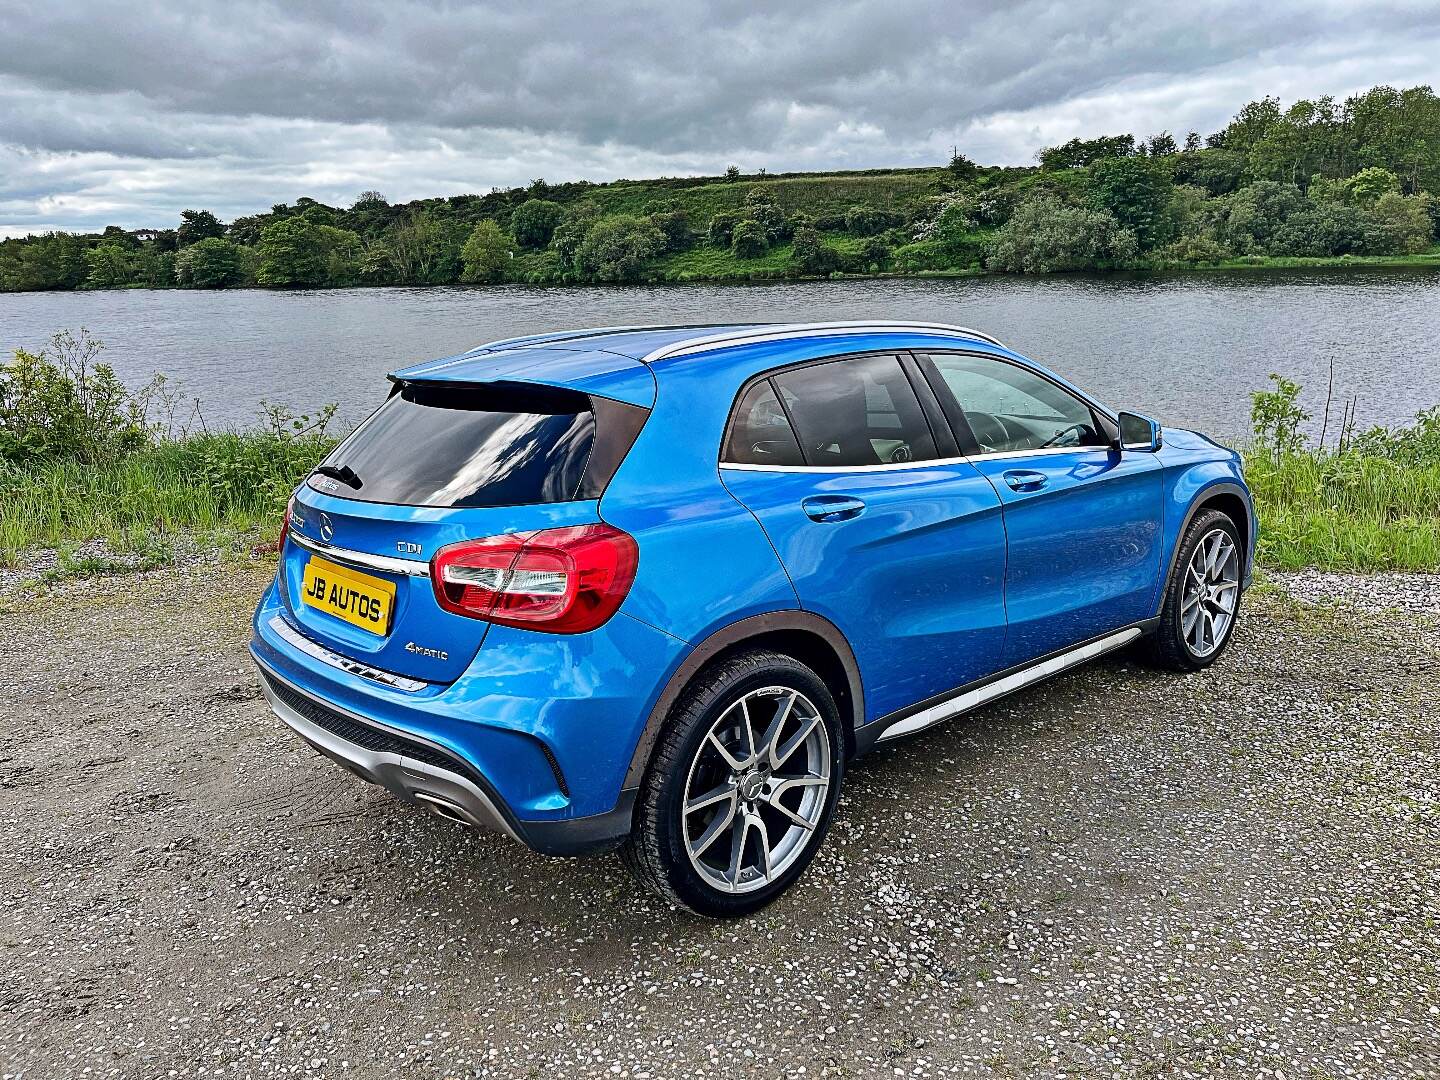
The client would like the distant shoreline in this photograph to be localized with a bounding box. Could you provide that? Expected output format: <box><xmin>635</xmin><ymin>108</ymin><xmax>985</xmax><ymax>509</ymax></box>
<box><xmin>7</xmin><ymin>248</ymin><xmax>1437</xmax><ymax>296</ymax></box>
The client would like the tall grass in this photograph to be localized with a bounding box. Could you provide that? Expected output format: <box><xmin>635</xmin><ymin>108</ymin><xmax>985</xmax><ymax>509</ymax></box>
<box><xmin>1245</xmin><ymin>450</ymin><xmax>1440</xmax><ymax>570</ymax></box>
<box><xmin>0</xmin><ymin>431</ymin><xmax>336</xmax><ymax>563</ymax></box>
<box><xmin>1244</xmin><ymin>376</ymin><xmax>1440</xmax><ymax>571</ymax></box>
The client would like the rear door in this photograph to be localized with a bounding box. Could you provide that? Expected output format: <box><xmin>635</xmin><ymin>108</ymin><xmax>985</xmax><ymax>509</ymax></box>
<box><xmin>279</xmin><ymin>380</ymin><xmax>637</xmax><ymax>683</ymax></box>
<box><xmin>719</xmin><ymin>352</ymin><xmax>1008</xmax><ymax>722</ymax></box>
<box><xmin>916</xmin><ymin>351</ymin><xmax>1164</xmax><ymax>666</ymax></box>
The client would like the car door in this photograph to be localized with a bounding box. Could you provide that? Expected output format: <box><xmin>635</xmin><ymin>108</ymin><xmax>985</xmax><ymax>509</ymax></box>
<box><xmin>916</xmin><ymin>350</ymin><xmax>1164</xmax><ymax>667</ymax></box>
<box><xmin>719</xmin><ymin>351</ymin><xmax>1008</xmax><ymax>722</ymax></box>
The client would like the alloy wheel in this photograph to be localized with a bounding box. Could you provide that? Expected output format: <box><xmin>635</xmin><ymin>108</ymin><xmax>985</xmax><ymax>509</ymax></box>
<box><xmin>1181</xmin><ymin>527</ymin><xmax>1240</xmax><ymax>658</ymax></box>
<box><xmin>681</xmin><ymin>686</ymin><xmax>831</xmax><ymax>895</ymax></box>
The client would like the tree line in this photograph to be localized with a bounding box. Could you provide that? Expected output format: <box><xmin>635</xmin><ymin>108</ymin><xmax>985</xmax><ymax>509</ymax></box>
<box><xmin>2</xmin><ymin>82</ymin><xmax>1437</xmax><ymax>291</ymax></box>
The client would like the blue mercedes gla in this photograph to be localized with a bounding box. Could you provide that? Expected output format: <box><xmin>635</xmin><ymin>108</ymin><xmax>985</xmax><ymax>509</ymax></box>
<box><xmin>251</xmin><ymin>322</ymin><xmax>1254</xmax><ymax>916</ymax></box>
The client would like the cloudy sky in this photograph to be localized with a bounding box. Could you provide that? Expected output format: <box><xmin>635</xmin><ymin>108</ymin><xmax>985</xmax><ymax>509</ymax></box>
<box><xmin>2</xmin><ymin>0</ymin><xmax>1438</xmax><ymax>237</ymax></box>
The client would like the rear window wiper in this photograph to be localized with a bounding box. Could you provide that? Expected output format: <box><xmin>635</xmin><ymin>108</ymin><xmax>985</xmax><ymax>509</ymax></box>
<box><xmin>313</xmin><ymin>464</ymin><xmax>363</xmax><ymax>489</ymax></box>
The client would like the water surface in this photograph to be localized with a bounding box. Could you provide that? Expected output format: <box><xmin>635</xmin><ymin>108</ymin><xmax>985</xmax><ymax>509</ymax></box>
<box><xmin>3</xmin><ymin>269</ymin><xmax>1436</xmax><ymax>438</ymax></box>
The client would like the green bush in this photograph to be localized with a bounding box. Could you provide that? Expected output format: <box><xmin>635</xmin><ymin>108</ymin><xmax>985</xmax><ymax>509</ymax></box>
<box><xmin>730</xmin><ymin>219</ymin><xmax>770</xmax><ymax>259</ymax></box>
<box><xmin>460</xmin><ymin>221</ymin><xmax>511</xmax><ymax>283</ymax></box>
<box><xmin>0</xmin><ymin>331</ymin><xmax>152</xmax><ymax>464</ymax></box>
<box><xmin>175</xmin><ymin>237</ymin><xmax>248</xmax><ymax>288</ymax></box>
<box><xmin>984</xmin><ymin>196</ymin><xmax>1138</xmax><ymax>272</ymax></box>
<box><xmin>510</xmin><ymin>199</ymin><xmax>564</xmax><ymax>249</ymax></box>
<box><xmin>575</xmin><ymin>216</ymin><xmax>666</xmax><ymax>281</ymax></box>
<box><xmin>791</xmin><ymin>227</ymin><xmax>839</xmax><ymax>274</ymax></box>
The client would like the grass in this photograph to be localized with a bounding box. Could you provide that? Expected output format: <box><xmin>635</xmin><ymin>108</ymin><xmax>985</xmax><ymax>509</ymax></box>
<box><xmin>0</xmin><ymin>431</ymin><xmax>335</xmax><ymax>566</ymax></box>
<box><xmin>1244</xmin><ymin>447</ymin><xmax>1440</xmax><ymax>571</ymax></box>
<box><xmin>2</xmin><ymin>404</ymin><xmax>1438</xmax><ymax>578</ymax></box>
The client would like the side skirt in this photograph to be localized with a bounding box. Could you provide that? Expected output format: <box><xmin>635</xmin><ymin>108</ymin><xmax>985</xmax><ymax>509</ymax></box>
<box><xmin>854</xmin><ymin>619</ymin><xmax>1158</xmax><ymax>753</ymax></box>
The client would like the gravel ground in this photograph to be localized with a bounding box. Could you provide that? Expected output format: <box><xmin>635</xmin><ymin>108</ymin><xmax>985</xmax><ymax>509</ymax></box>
<box><xmin>1</xmin><ymin>565</ymin><xmax>1437</xmax><ymax>1079</ymax></box>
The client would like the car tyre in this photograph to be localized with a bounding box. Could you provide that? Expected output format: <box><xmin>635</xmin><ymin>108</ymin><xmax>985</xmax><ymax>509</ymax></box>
<box><xmin>620</xmin><ymin>649</ymin><xmax>844</xmax><ymax>917</ymax></box>
<box><xmin>1144</xmin><ymin>508</ymin><xmax>1244</xmax><ymax>671</ymax></box>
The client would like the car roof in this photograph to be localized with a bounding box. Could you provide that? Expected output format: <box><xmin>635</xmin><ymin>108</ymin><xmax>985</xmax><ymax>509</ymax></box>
<box><xmin>389</xmin><ymin>321</ymin><xmax>1017</xmax><ymax>410</ymax></box>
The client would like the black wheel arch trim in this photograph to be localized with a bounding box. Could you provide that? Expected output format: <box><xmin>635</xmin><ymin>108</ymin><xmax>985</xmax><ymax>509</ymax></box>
<box><xmin>1158</xmin><ymin>481</ymin><xmax>1255</xmax><ymax>616</ymax></box>
<box><xmin>622</xmin><ymin>609</ymin><xmax>866</xmax><ymax>792</ymax></box>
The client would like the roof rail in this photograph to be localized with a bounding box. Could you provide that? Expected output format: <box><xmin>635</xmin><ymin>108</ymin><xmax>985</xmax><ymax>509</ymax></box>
<box><xmin>637</xmin><ymin>321</ymin><xmax>1006</xmax><ymax>364</ymax></box>
<box><xmin>471</xmin><ymin>322</ymin><xmax>762</xmax><ymax>354</ymax></box>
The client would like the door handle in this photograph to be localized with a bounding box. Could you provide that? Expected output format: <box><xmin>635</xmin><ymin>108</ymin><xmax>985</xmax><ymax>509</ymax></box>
<box><xmin>1002</xmin><ymin>469</ymin><xmax>1049</xmax><ymax>493</ymax></box>
<box><xmin>801</xmin><ymin>495</ymin><xmax>866</xmax><ymax>522</ymax></box>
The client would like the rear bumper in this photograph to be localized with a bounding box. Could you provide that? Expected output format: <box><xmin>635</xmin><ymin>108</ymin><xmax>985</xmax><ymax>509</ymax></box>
<box><xmin>251</xmin><ymin>653</ymin><xmax>636</xmax><ymax>856</ymax></box>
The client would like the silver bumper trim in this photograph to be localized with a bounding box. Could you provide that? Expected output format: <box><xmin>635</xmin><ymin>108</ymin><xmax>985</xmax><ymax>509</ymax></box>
<box><xmin>267</xmin><ymin>615</ymin><xmax>428</xmax><ymax>693</ymax></box>
<box><xmin>253</xmin><ymin>658</ymin><xmax>518</xmax><ymax>840</ymax></box>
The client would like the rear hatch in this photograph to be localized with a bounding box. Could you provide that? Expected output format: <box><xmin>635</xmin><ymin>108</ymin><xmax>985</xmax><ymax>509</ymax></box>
<box><xmin>278</xmin><ymin>379</ymin><xmax>646</xmax><ymax>683</ymax></box>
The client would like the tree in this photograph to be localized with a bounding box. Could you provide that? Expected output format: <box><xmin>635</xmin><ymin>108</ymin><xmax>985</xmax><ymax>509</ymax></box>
<box><xmin>743</xmin><ymin>187</ymin><xmax>790</xmax><ymax>242</ymax></box>
<box><xmin>1090</xmin><ymin>156</ymin><xmax>1175</xmax><ymax>250</ymax></box>
<box><xmin>352</xmin><ymin>191</ymin><xmax>388</xmax><ymax>210</ymax></box>
<box><xmin>1172</xmin><ymin>148</ymin><xmax>1248</xmax><ymax>195</ymax></box>
<box><xmin>729</xmin><ymin>219</ymin><xmax>769</xmax><ymax>259</ymax></box>
<box><xmin>648</xmin><ymin>207</ymin><xmax>692</xmax><ymax>252</ymax></box>
<box><xmin>460</xmin><ymin>221</ymin><xmax>510</xmax><ymax>283</ymax></box>
<box><xmin>1184</xmin><ymin>131</ymin><xmax>1203</xmax><ymax>152</ymax></box>
<box><xmin>724</xmin><ymin>165</ymin><xmax>741</xmax><ymax>180</ymax></box>
<box><xmin>174</xmin><ymin>237</ymin><xmax>247</xmax><ymax>287</ymax></box>
<box><xmin>984</xmin><ymin>196</ymin><xmax>1138</xmax><ymax>273</ymax></box>
<box><xmin>387</xmin><ymin>211</ymin><xmax>466</xmax><ymax>283</ymax></box>
<box><xmin>256</xmin><ymin>217</ymin><xmax>361</xmax><ymax>287</ymax></box>
<box><xmin>1038</xmin><ymin>134</ymin><xmax>1135</xmax><ymax>170</ymax></box>
<box><xmin>1269</xmin><ymin>201</ymin><xmax>1374</xmax><ymax>256</ymax></box>
<box><xmin>1211</xmin><ymin>96</ymin><xmax>1283</xmax><ymax>156</ymax></box>
<box><xmin>707</xmin><ymin>211</ymin><xmax>741</xmax><ymax>247</ymax></box>
<box><xmin>176</xmin><ymin>209</ymin><xmax>225</xmax><ymax>247</ymax></box>
<box><xmin>575</xmin><ymin>216</ymin><xmax>665</xmax><ymax>281</ymax></box>
<box><xmin>84</xmin><ymin>244</ymin><xmax>135</xmax><ymax>289</ymax></box>
<box><xmin>1141</xmin><ymin>132</ymin><xmax>1179</xmax><ymax>158</ymax></box>
<box><xmin>947</xmin><ymin>151</ymin><xmax>980</xmax><ymax>182</ymax></box>
<box><xmin>844</xmin><ymin>206</ymin><xmax>900</xmax><ymax>237</ymax></box>
<box><xmin>1344</xmin><ymin>167</ymin><xmax>1401</xmax><ymax>206</ymax></box>
<box><xmin>510</xmin><ymin>199</ymin><xmax>565</xmax><ymax>249</ymax></box>
<box><xmin>1216</xmin><ymin>181</ymin><xmax>1307</xmax><ymax>252</ymax></box>
<box><xmin>1368</xmin><ymin>192</ymin><xmax>1435</xmax><ymax>254</ymax></box>
<box><xmin>792</xmin><ymin>227</ymin><xmax>839</xmax><ymax>275</ymax></box>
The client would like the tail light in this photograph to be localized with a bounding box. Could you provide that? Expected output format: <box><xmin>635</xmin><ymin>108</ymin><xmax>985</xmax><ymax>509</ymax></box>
<box><xmin>431</xmin><ymin>524</ymin><xmax>638</xmax><ymax>634</ymax></box>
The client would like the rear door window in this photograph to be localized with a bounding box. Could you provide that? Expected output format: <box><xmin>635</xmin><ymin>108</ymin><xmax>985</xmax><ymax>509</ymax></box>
<box><xmin>310</xmin><ymin>382</ymin><xmax>596</xmax><ymax>507</ymax></box>
<box><xmin>773</xmin><ymin>354</ymin><xmax>939</xmax><ymax>467</ymax></box>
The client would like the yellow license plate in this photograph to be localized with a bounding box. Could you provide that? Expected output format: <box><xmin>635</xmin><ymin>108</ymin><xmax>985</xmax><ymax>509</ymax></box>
<box><xmin>300</xmin><ymin>556</ymin><xmax>396</xmax><ymax>636</ymax></box>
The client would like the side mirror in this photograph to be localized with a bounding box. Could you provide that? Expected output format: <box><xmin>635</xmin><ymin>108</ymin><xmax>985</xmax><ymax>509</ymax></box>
<box><xmin>1117</xmin><ymin>411</ymin><xmax>1162</xmax><ymax>452</ymax></box>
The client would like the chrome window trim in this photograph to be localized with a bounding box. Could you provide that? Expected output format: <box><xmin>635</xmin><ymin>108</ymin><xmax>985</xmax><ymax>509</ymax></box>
<box><xmin>268</xmin><ymin>616</ymin><xmax>430</xmax><ymax>693</ymax></box>
<box><xmin>720</xmin><ymin>454</ymin><xmax>973</xmax><ymax>474</ymax></box>
<box><xmin>642</xmin><ymin>321</ymin><xmax>1005</xmax><ymax>364</ymax></box>
<box><xmin>718</xmin><ymin>444</ymin><xmax>1114</xmax><ymax>473</ymax></box>
<box><xmin>963</xmin><ymin>444</ymin><xmax>1115</xmax><ymax>463</ymax></box>
<box><xmin>289</xmin><ymin>530</ymin><xmax>431</xmax><ymax>578</ymax></box>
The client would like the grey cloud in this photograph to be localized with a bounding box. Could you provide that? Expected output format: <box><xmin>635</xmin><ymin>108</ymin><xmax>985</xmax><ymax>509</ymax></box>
<box><xmin>2</xmin><ymin>0</ymin><xmax>1438</xmax><ymax>233</ymax></box>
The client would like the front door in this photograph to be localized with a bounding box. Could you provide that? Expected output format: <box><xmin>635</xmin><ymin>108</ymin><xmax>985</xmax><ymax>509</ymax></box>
<box><xmin>917</xmin><ymin>351</ymin><xmax>1165</xmax><ymax>666</ymax></box>
<box><xmin>719</xmin><ymin>352</ymin><xmax>1008</xmax><ymax>722</ymax></box>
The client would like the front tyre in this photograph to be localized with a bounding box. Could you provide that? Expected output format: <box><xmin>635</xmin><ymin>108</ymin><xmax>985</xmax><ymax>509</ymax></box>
<box><xmin>1145</xmin><ymin>508</ymin><xmax>1244</xmax><ymax>671</ymax></box>
<box><xmin>621</xmin><ymin>650</ymin><xmax>844</xmax><ymax>917</ymax></box>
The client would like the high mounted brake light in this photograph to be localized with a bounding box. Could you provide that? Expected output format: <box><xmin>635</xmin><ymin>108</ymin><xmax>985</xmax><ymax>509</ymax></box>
<box><xmin>430</xmin><ymin>524</ymin><xmax>638</xmax><ymax>634</ymax></box>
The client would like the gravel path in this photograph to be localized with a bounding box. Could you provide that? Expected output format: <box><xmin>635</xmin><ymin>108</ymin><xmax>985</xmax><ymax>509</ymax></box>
<box><xmin>1</xmin><ymin>566</ymin><xmax>1436</xmax><ymax>1079</ymax></box>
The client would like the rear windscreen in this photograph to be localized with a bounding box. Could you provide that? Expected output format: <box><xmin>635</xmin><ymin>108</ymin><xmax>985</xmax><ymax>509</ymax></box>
<box><xmin>310</xmin><ymin>382</ymin><xmax>596</xmax><ymax>508</ymax></box>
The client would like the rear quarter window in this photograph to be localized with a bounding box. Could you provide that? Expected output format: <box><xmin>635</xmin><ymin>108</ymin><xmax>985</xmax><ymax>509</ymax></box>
<box><xmin>310</xmin><ymin>382</ymin><xmax>601</xmax><ymax>508</ymax></box>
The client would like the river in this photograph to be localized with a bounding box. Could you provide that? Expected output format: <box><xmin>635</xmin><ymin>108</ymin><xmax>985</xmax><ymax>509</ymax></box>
<box><xmin>2</xmin><ymin>269</ymin><xmax>1437</xmax><ymax>439</ymax></box>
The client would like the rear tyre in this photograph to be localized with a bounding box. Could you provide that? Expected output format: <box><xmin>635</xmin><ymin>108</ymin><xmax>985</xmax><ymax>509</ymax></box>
<box><xmin>620</xmin><ymin>649</ymin><xmax>844</xmax><ymax>917</ymax></box>
<box><xmin>1144</xmin><ymin>508</ymin><xmax>1244</xmax><ymax>671</ymax></box>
